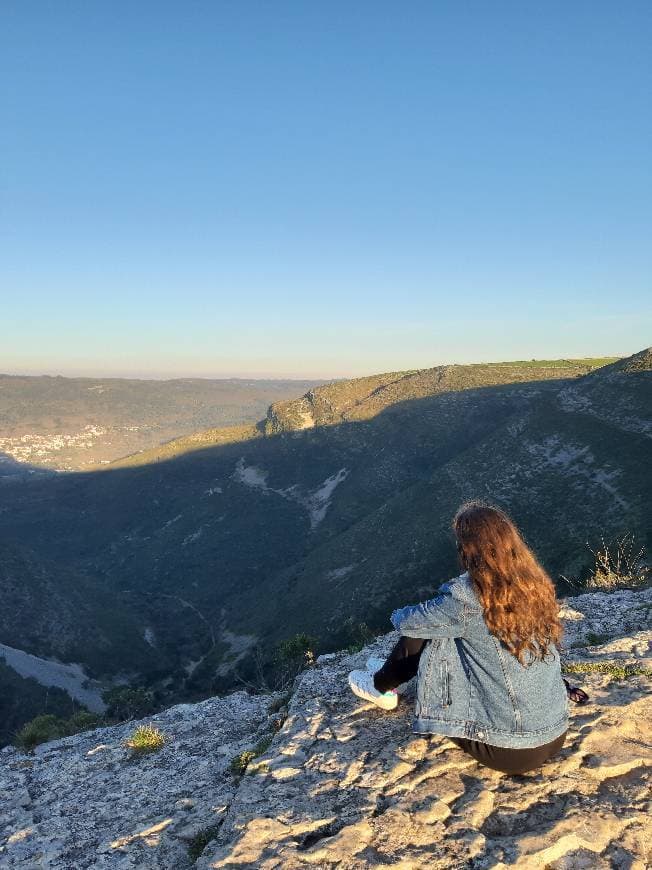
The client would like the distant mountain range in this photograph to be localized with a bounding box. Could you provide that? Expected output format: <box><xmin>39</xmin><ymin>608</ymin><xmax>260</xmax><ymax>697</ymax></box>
<box><xmin>0</xmin><ymin>374</ymin><xmax>322</xmax><ymax>473</ymax></box>
<box><xmin>1</xmin><ymin>351</ymin><xmax>650</xmax><ymax>744</ymax></box>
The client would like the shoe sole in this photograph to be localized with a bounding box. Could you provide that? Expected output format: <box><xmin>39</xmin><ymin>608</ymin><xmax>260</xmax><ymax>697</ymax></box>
<box><xmin>348</xmin><ymin>673</ymin><xmax>398</xmax><ymax>710</ymax></box>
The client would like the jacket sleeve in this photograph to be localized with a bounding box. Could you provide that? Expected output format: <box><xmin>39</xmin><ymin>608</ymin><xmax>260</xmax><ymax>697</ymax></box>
<box><xmin>390</xmin><ymin>582</ymin><xmax>465</xmax><ymax>639</ymax></box>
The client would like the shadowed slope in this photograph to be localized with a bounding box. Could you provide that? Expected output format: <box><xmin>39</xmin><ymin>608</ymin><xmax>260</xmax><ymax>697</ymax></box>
<box><xmin>0</xmin><ymin>352</ymin><xmax>648</xmax><ymax>738</ymax></box>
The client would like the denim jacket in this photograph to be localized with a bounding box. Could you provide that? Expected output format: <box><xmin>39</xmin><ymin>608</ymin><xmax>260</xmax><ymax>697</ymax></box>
<box><xmin>391</xmin><ymin>571</ymin><xmax>569</xmax><ymax>748</ymax></box>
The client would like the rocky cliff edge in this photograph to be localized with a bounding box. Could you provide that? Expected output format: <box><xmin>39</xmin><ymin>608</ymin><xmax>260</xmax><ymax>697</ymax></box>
<box><xmin>1</xmin><ymin>585</ymin><xmax>651</xmax><ymax>869</ymax></box>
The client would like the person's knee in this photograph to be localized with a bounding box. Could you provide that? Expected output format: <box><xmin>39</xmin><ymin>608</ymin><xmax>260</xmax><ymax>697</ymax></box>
<box><xmin>399</xmin><ymin>636</ymin><xmax>427</xmax><ymax>657</ymax></box>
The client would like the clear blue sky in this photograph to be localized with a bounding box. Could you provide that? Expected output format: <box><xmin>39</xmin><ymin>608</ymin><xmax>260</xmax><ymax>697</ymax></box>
<box><xmin>2</xmin><ymin>2</ymin><xmax>650</xmax><ymax>379</ymax></box>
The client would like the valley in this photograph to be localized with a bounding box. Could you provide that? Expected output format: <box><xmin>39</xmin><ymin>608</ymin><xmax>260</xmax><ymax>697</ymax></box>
<box><xmin>0</xmin><ymin>375</ymin><xmax>321</xmax><ymax>473</ymax></box>
<box><xmin>0</xmin><ymin>351</ymin><xmax>649</xmax><ymax>744</ymax></box>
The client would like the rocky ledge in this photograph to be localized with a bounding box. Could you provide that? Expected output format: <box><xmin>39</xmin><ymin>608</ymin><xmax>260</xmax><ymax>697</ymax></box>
<box><xmin>1</xmin><ymin>586</ymin><xmax>651</xmax><ymax>869</ymax></box>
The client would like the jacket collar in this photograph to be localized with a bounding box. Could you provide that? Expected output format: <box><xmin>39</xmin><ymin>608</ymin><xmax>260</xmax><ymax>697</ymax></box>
<box><xmin>449</xmin><ymin>571</ymin><xmax>479</xmax><ymax>606</ymax></box>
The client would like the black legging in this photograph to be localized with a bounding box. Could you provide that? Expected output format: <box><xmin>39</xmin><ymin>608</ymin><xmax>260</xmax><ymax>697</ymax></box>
<box><xmin>373</xmin><ymin>636</ymin><xmax>567</xmax><ymax>775</ymax></box>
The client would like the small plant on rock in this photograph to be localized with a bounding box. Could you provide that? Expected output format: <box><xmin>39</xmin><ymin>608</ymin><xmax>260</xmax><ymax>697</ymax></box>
<box><xmin>229</xmin><ymin>734</ymin><xmax>273</xmax><ymax>776</ymax></box>
<box><xmin>562</xmin><ymin>661</ymin><xmax>652</xmax><ymax>680</ymax></box>
<box><xmin>229</xmin><ymin>748</ymin><xmax>256</xmax><ymax>775</ymax></box>
<box><xmin>187</xmin><ymin>824</ymin><xmax>221</xmax><ymax>863</ymax></box>
<box><xmin>585</xmin><ymin>534</ymin><xmax>649</xmax><ymax>590</ymax></box>
<box><xmin>252</xmin><ymin>733</ymin><xmax>273</xmax><ymax>756</ymax></box>
<box><xmin>124</xmin><ymin>723</ymin><xmax>166</xmax><ymax>755</ymax></box>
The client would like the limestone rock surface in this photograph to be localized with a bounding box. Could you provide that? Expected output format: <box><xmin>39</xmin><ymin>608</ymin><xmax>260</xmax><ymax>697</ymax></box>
<box><xmin>0</xmin><ymin>692</ymin><xmax>279</xmax><ymax>869</ymax></box>
<box><xmin>1</xmin><ymin>587</ymin><xmax>651</xmax><ymax>869</ymax></box>
<box><xmin>200</xmin><ymin>631</ymin><xmax>652</xmax><ymax>868</ymax></box>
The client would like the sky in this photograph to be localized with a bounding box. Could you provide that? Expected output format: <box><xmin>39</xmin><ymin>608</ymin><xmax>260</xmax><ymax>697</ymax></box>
<box><xmin>1</xmin><ymin>1</ymin><xmax>651</xmax><ymax>379</ymax></box>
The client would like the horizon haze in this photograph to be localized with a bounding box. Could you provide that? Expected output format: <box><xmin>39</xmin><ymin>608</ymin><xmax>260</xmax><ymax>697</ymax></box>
<box><xmin>0</xmin><ymin>350</ymin><xmax>635</xmax><ymax>382</ymax></box>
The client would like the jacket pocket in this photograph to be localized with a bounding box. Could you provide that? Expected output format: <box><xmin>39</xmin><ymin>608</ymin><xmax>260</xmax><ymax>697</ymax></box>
<box><xmin>440</xmin><ymin>660</ymin><xmax>451</xmax><ymax>707</ymax></box>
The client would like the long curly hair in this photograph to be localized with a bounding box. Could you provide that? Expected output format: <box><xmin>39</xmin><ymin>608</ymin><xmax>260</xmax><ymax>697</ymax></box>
<box><xmin>453</xmin><ymin>501</ymin><xmax>563</xmax><ymax>665</ymax></box>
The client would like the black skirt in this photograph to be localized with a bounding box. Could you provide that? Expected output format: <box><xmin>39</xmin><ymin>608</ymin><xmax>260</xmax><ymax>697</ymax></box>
<box><xmin>449</xmin><ymin>729</ymin><xmax>567</xmax><ymax>774</ymax></box>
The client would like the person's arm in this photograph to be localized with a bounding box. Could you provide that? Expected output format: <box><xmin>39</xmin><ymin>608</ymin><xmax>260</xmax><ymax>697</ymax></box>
<box><xmin>390</xmin><ymin>582</ymin><xmax>465</xmax><ymax>639</ymax></box>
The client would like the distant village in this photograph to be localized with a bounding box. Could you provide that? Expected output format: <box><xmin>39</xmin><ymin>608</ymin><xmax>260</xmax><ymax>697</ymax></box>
<box><xmin>0</xmin><ymin>425</ymin><xmax>141</xmax><ymax>470</ymax></box>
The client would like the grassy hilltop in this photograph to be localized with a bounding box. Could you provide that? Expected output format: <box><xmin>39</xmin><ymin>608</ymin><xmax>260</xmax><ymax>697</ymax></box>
<box><xmin>109</xmin><ymin>357</ymin><xmax>615</xmax><ymax>466</ymax></box>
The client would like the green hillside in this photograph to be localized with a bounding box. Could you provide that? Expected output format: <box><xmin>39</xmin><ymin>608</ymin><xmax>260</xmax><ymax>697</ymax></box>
<box><xmin>108</xmin><ymin>356</ymin><xmax>616</xmax><ymax>463</ymax></box>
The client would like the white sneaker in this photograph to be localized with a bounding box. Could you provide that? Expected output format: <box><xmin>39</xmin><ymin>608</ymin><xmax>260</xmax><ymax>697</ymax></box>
<box><xmin>365</xmin><ymin>656</ymin><xmax>409</xmax><ymax>695</ymax></box>
<box><xmin>365</xmin><ymin>656</ymin><xmax>386</xmax><ymax>673</ymax></box>
<box><xmin>348</xmin><ymin>669</ymin><xmax>398</xmax><ymax>710</ymax></box>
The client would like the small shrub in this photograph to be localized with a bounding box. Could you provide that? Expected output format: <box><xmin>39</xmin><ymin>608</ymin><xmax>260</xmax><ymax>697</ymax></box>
<box><xmin>234</xmin><ymin>634</ymin><xmax>319</xmax><ymax>695</ymax></box>
<box><xmin>229</xmin><ymin>733</ymin><xmax>273</xmax><ymax>776</ymax></box>
<box><xmin>229</xmin><ymin>748</ymin><xmax>256</xmax><ymax>775</ymax></box>
<box><xmin>124</xmin><ymin>723</ymin><xmax>166</xmax><ymax>755</ymax></box>
<box><xmin>253</xmin><ymin>734</ymin><xmax>273</xmax><ymax>756</ymax></box>
<box><xmin>15</xmin><ymin>714</ymin><xmax>65</xmax><ymax>751</ymax></box>
<box><xmin>345</xmin><ymin>641</ymin><xmax>366</xmax><ymax>654</ymax></box>
<box><xmin>187</xmin><ymin>824</ymin><xmax>221</xmax><ymax>863</ymax></box>
<box><xmin>562</xmin><ymin>661</ymin><xmax>652</xmax><ymax>680</ymax></box>
<box><xmin>343</xmin><ymin>619</ymin><xmax>375</xmax><ymax>654</ymax></box>
<box><xmin>15</xmin><ymin>710</ymin><xmax>103</xmax><ymax>751</ymax></box>
<box><xmin>585</xmin><ymin>534</ymin><xmax>649</xmax><ymax>590</ymax></box>
<box><xmin>267</xmin><ymin>633</ymin><xmax>318</xmax><ymax>691</ymax></box>
<box><xmin>276</xmin><ymin>633</ymin><xmax>317</xmax><ymax>666</ymax></box>
<box><xmin>103</xmin><ymin>686</ymin><xmax>157</xmax><ymax>721</ymax></box>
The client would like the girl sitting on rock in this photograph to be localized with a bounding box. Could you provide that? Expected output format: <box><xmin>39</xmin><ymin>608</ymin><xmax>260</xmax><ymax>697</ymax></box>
<box><xmin>348</xmin><ymin>500</ymin><xmax>587</xmax><ymax>775</ymax></box>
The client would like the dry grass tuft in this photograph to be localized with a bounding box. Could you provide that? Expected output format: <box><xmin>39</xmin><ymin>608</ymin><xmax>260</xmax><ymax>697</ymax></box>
<box><xmin>124</xmin><ymin>723</ymin><xmax>166</xmax><ymax>755</ymax></box>
<box><xmin>584</xmin><ymin>533</ymin><xmax>649</xmax><ymax>590</ymax></box>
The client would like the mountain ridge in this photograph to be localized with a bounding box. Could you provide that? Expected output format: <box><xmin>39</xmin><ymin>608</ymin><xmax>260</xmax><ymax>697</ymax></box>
<box><xmin>108</xmin><ymin>357</ymin><xmax>620</xmax><ymax>465</ymax></box>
